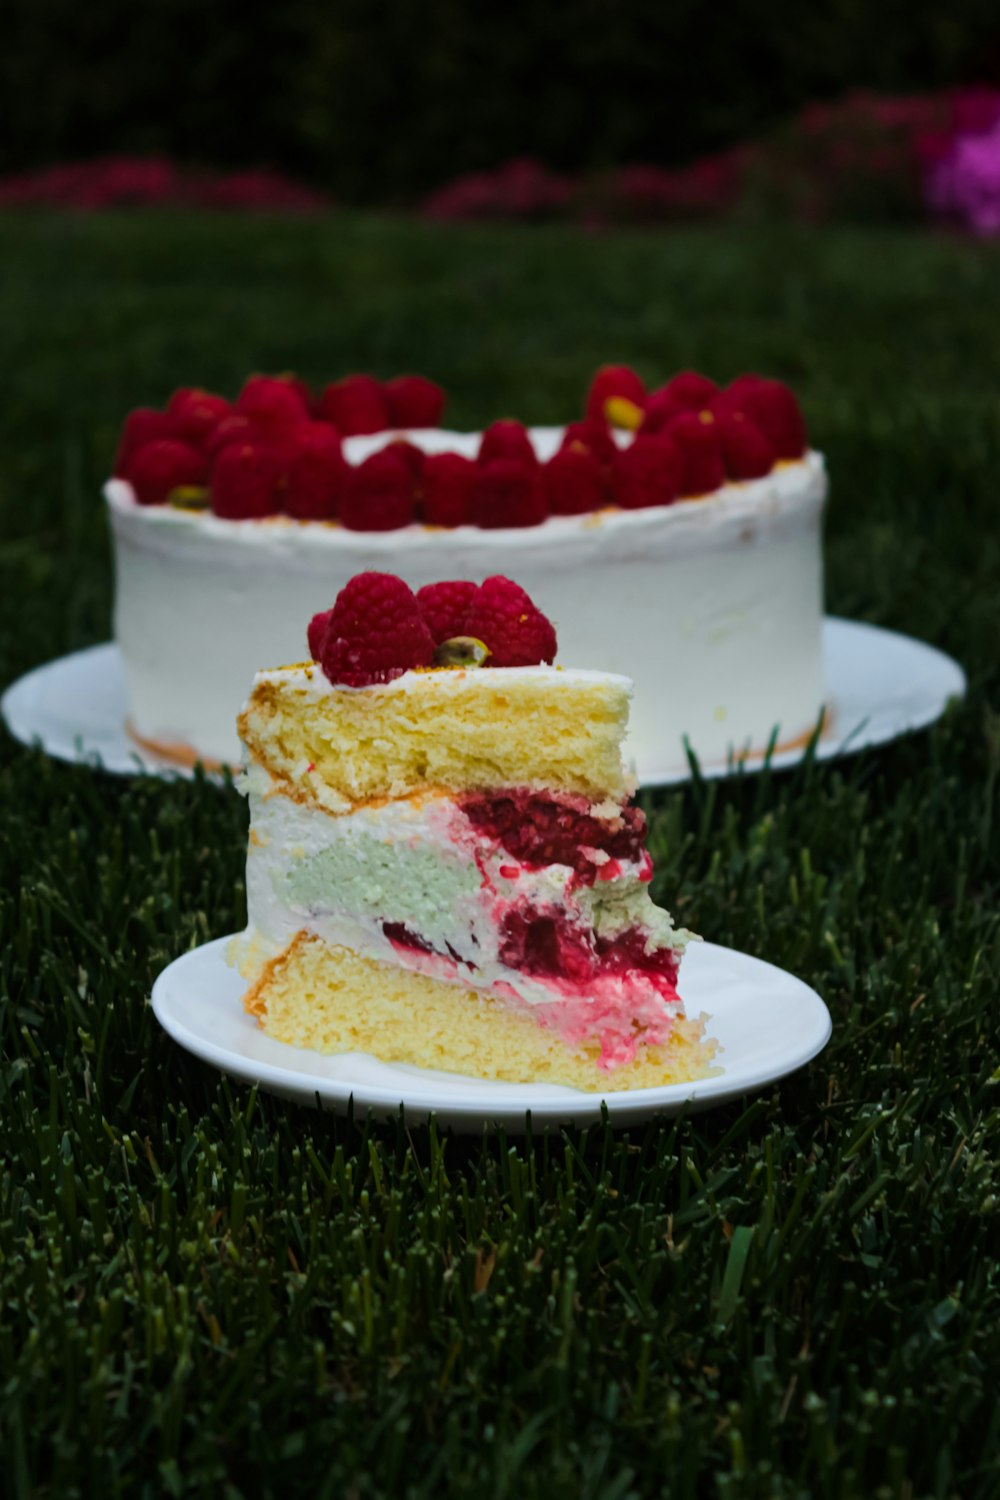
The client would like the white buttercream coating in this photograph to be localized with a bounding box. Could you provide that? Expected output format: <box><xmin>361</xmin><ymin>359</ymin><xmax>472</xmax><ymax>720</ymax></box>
<box><xmin>106</xmin><ymin>428</ymin><xmax>826</xmax><ymax>769</ymax></box>
<box><xmin>249</xmin><ymin>660</ymin><xmax>631</xmax><ymax>699</ymax></box>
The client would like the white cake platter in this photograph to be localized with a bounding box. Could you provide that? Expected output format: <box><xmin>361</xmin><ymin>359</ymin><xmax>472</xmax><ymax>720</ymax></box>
<box><xmin>151</xmin><ymin>935</ymin><xmax>831</xmax><ymax>1132</ymax></box>
<box><xmin>1</xmin><ymin>617</ymin><xmax>967</xmax><ymax>787</ymax></box>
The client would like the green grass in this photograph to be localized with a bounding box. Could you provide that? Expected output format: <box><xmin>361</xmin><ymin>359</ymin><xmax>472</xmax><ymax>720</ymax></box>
<box><xmin>2</xmin><ymin>211</ymin><xmax>1000</xmax><ymax>1499</ymax></box>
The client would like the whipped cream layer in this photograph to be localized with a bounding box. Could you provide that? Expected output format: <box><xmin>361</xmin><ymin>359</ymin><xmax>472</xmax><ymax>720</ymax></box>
<box><xmin>106</xmin><ymin>428</ymin><xmax>826</xmax><ymax>770</ymax></box>
<box><xmin>237</xmin><ymin>775</ymin><xmax>690</xmax><ymax>1069</ymax></box>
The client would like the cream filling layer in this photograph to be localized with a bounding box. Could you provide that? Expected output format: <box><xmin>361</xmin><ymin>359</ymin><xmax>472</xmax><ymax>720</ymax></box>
<box><xmin>238</xmin><ymin>781</ymin><xmax>690</xmax><ymax>1062</ymax></box>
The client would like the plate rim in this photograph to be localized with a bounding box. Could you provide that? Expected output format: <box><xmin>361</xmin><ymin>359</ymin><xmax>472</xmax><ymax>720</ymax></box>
<box><xmin>151</xmin><ymin>934</ymin><xmax>833</xmax><ymax>1124</ymax></box>
<box><xmin>1</xmin><ymin>617</ymin><xmax>967</xmax><ymax>789</ymax></box>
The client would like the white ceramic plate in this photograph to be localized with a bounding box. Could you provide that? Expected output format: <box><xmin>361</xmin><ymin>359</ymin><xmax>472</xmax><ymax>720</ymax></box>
<box><xmin>1</xmin><ymin>617</ymin><xmax>966</xmax><ymax>788</ymax></box>
<box><xmin>151</xmin><ymin>935</ymin><xmax>831</xmax><ymax>1132</ymax></box>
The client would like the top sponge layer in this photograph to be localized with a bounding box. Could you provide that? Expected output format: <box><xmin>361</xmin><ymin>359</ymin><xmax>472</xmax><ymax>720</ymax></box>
<box><xmin>239</xmin><ymin>663</ymin><xmax>632</xmax><ymax>811</ymax></box>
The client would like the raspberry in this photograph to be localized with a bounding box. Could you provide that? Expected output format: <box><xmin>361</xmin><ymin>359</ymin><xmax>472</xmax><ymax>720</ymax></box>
<box><xmin>717</xmin><ymin>373</ymin><xmax>765</xmax><ymax>407</ymax></box>
<box><xmin>205</xmin><ymin>413</ymin><xmax>256</xmax><ymax>458</ymax></box>
<box><xmin>718</xmin><ymin>376</ymin><xmax>807</xmax><ymax>459</ymax></box>
<box><xmin>497</xmin><ymin>907</ymin><xmax>675</xmax><ymax>985</ymax></box>
<box><xmin>584</xmin><ymin>365</ymin><xmax>647</xmax><ymax>429</ymax></box>
<box><xmin>236</xmin><ymin>375</ymin><xmax>310</xmax><ymax>436</ymax></box>
<box><xmin>471</xmin><ymin>460</ymin><xmax>548</xmax><ymax>529</ymax></box>
<box><xmin>477</xmin><ymin>420</ymin><xmax>537</xmax><ymax>467</ymax></box>
<box><xmin>114</xmin><ymin>409</ymin><xmax>180</xmax><ymax>476</ymax></box>
<box><xmin>210</xmin><ymin>441</ymin><xmax>287</xmax><ymax>519</ymax></box>
<box><xmin>284</xmin><ymin>424</ymin><xmax>348</xmax><ymax>521</ymax></box>
<box><xmin>499</xmin><ymin>906</ymin><xmax>595</xmax><ymax>982</ymax></box>
<box><xmin>281</xmin><ymin>374</ymin><xmax>316</xmax><ymax>417</ymax></box>
<box><xmin>307</xmin><ymin>608</ymin><xmax>333</xmax><ymax>661</ymax></box>
<box><xmin>667</xmin><ymin>411</ymin><xmax>727</xmax><ymax>496</ymax></box>
<box><xmin>560</xmin><ymin>419</ymin><xmax>618</xmax><ymax>465</ymax></box>
<box><xmin>663</xmin><ymin>370</ymin><xmax>719</xmax><ymax>409</ymax></box>
<box><xmin>381</xmin><ymin>922</ymin><xmax>437</xmax><ymax>956</ymax></box>
<box><xmin>420</xmin><ymin>452</ymin><xmax>476</xmax><ymax>527</ymax></box>
<box><xmin>416</xmin><ymin>580</ymin><xmax>479</xmax><ymax>643</ymax></box>
<box><xmin>463</xmin><ymin>575</ymin><xmax>557</xmax><ymax>666</ymax></box>
<box><xmin>319</xmin><ymin>375</ymin><xmax>389</xmax><ymax>437</ymax></box>
<box><xmin>609</xmin><ymin>436</ymin><xmax>683</xmax><ymax>510</ymax></box>
<box><xmin>383</xmin><ymin>438</ymin><xmax>425</xmax><ymax>478</ymax></box>
<box><xmin>640</xmin><ymin>371</ymin><xmax>719</xmax><ymax>435</ymax></box>
<box><xmin>542</xmin><ymin>447</ymin><xmax>607</xmax><ymax>516</ymax></box>
<box><xmin>320</xmin><ymin>572</ymin><xmax>435</xmax><ymax>686</ymax></box>
<box><xmin>595</xmin><ymin>927</ymin><xmax>677</xmax><ymax>982</ymax></box>
<box><xmin>127</xmin><ymin>439</ymin><xmax>207</xmax><ymax>506</ymax></box>
<box><xmin>716</xmin><ymin>411</ymin><xmax>775</xmax><ymax>480</ymax></box>
<box><xmin>384</xmin><ymin>375</ymin><xmax>446</xmax><ymax>428</ymax></box>
<box><xmin>463</xmin><ymin>792</ymin><xmax>646</xmax><ymax>879</ymax></box>
<box><xmin>339</xmin><ymin>448</ymin><xmax>415</xmax><ymax>531</ymax></box>
<box><xmin>639</xmin><ymin>390</ymin><xmax>682</xmax><ymax>436</ymax></box>
<box><xmin>167</xmin><ymin>388</ymin><xmax>231</xmax><ymax>448</ymax></box>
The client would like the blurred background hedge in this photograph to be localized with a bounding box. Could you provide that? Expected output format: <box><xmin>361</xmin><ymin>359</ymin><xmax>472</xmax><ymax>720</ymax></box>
<box><xmin>4</xmin><ymin>0</ymin><xmax>1000</xmax><ymax>202</ymax></box>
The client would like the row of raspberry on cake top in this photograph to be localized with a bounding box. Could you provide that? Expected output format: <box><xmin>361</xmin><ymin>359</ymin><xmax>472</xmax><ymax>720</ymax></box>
<box><xmin>110</xmin><ymin>365</ymin><xmax>808</xmax><ymax>529</ymax></box>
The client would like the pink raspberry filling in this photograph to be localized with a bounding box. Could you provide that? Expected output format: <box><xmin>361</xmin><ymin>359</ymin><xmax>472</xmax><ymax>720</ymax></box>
<box><xmin>461</xmin><ymin>790</ymin><xmax>646</xmax><ymax>883</ymax></box>
<box><xmin>374</xmin><ymin>793</ymin><xmax>680</xmax><ymax>1074</ymax></box>
<box><xmin>499</xmin><ymin>907</ymin><xmax>677</xmax><ymax>989</ymax></box>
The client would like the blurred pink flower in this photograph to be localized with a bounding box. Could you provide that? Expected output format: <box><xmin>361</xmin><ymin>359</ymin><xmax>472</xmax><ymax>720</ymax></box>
<box><xmin>951</xmin><ymin>87</ymin><xmax>1000</xmax><ymax>136</ymax></box>
<box><xmin>422</xmin><ymin>158</ymin><xmax>573</xmax><ymax>220</ymax></box>
<box><xmin>184</xmin><ymin>170</ymin><xmax>327</xmax><ymax>211</ymax></box>
<box><xmin>0</xmin><ymin>156</ymin><xmax>331</xmax><ymax>212</ymax></box>
<box><xmin>926</xmin><ymin>120</ymin><xmax>1000</xmax><ymax>236</ymax></box>
<box><xmin>607</xmin><ymin>151</ymin><xmax>745</xmax><ymax>220</ymax></box>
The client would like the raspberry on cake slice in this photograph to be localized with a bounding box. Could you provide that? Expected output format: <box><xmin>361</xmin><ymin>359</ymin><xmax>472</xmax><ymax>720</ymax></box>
<box><xmin>231</xmin><ymin>573</ymin><xmax>717</xmax><ymax>1092</ymax></box>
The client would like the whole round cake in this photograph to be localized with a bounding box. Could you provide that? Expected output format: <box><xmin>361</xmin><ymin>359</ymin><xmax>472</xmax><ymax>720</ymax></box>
<box><xmin>104</xmin><ymin>366</ymin><xmax>827</xmax><ymax>772</ymax></box>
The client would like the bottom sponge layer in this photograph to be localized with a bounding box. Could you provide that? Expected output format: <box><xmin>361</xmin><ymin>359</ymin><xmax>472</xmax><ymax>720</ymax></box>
<box><xmin>243</xmin><ymin>932</ymin><xmax>718</xmax><ymax>1092</ymax></box>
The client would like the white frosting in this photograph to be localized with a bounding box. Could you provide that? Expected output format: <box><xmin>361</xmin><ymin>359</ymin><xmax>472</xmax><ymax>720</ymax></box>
<box><xmin>106</xmin><ymin>428</ymin><xmax>826</xmax><ymax>769</ymax></box>
<box><xmin>250</xmin><ymin>660</ymin><xmax>631</xmax><ymax>698</ymax></box>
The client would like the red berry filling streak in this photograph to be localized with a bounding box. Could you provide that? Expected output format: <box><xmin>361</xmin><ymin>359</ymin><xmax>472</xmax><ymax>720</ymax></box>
<box><xmin>381</xmin><ymin>789</ymin><xmax>673</xmax><ymax>994</ymax></box>
<box><xmin>377</xmin><ymin>786</ymin><xmax>680</xmax><ymax>1068</ymax></box>
<box><xmin>497</xmin><ymin>911</ymin><xmax>676</xmax><ymax>989</ymax></box>
<box><xmin>111</xmin><ymin>365</ymin><xmax>808</xmax><ymax>527</ymax></box>
<box><xmin>461</xmin><ymin>790</ymin><xmax>647</xmax><ymax>882</ymax></box>
<box><xmin>384</xmin><ymin>912</ymin><xmax>676</xmax><ymax>990</ymax></box>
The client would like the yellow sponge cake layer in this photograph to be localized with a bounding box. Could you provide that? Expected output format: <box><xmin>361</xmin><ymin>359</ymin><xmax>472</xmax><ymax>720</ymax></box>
<box><xmin>244</xmin><ymin>933</ymin><xmax>717</xmax><ymax>1092</ymax></box>
<box><xmin>239</xmin><ymin>663</ymin><xmax>632</xmax><ymax>809</ymax></box>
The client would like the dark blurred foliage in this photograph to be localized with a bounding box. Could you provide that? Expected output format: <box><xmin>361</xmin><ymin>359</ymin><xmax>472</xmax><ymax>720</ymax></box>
<box><xmin>2</xmin><ymin>0</ymin><xmax>1000</xmax><ymax>201</ymax></box>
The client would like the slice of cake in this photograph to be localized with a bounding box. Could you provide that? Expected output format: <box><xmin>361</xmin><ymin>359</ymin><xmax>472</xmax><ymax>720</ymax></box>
<box><xmin>231</xmin><ymin>572</ymin><xmax>717</xmax><ymax>1091</ymax></box>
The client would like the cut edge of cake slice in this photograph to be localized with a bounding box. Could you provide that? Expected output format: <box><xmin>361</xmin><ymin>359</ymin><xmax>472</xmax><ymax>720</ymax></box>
<box><xmin>234</xmin><ymin>672</ymin><xmax>717</xmax><ymax>1093</ymax></box>
<box><xmin>230</xmin><ymin>570</ymin><xmax>719</xmax><ymax>1093</ymax></box>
